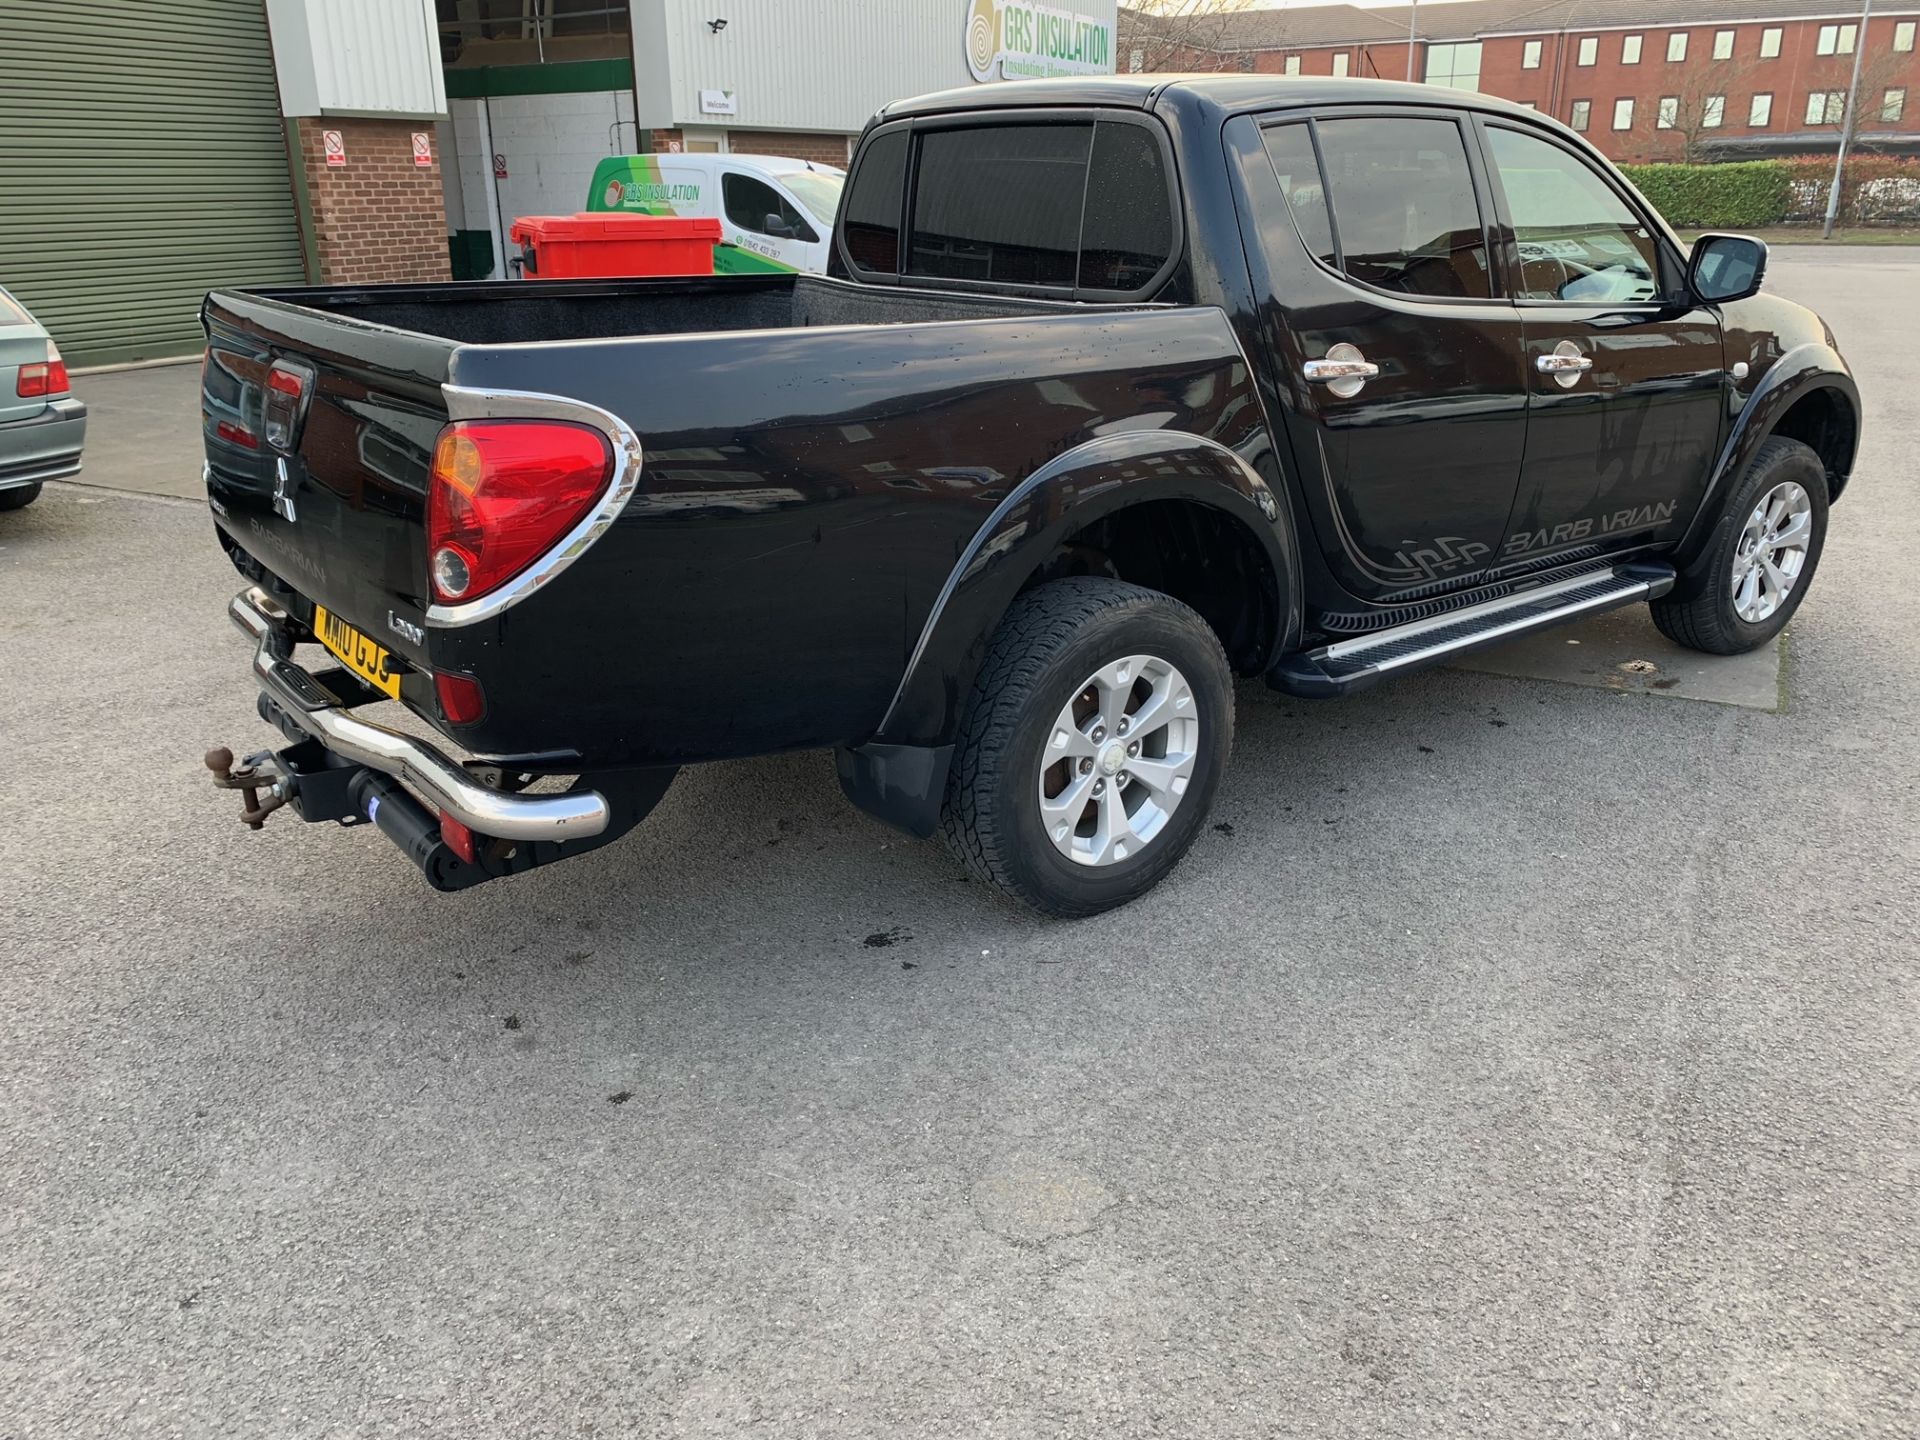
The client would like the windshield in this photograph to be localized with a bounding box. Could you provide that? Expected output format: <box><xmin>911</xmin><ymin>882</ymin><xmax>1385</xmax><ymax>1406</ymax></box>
<box><xmin>781</xmin><ymin>170</ymin><xmax>845</xmax><ymax>225</ymax></box>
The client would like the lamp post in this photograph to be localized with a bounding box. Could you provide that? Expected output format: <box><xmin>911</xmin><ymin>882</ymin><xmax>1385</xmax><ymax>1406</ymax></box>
<box><xmin>1823</xmin><ymin>0</ymin><xmax>1874</xmax><ymax>240</ymax></box>
<box><xmin>1406</xmin><ymin>0</ymin><xmax>1419</xmax><ymax>81</ymax></box>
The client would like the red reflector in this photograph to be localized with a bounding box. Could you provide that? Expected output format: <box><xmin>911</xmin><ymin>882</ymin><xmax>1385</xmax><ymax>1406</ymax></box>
<box><xmin>215</xmin><ymin>419</ymin><xmax>259</xmax><ymax>449</ymax></box>
<box><xmin>267</xmin><ymin>364</ymin><xmax>305</xmax><ymax>397</ymax></box>
<box><xmin>427</xmin><ymin>420</ymin><xmax>613</xmax><ymax>605</ymax></box>
<box><xmin>434</xmin><ymin>670</ymin><xmax>487</xmax><ymax>725</ymax></box>
<box><xmin>438</xmin><ymin>811</ymin><xmax>478</xmax><ymax>865</ymax></box>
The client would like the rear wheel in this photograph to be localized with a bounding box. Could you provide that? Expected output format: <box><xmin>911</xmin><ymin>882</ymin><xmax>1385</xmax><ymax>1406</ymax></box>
<box><xmin>0</xmin><ymin>483</ymin><xmax>42</xmax><ymax>512</ymax></box>
<box><xmin>1651</xmin><ymin>437</ymin><xmax>1828</xmax><ymax>655</ymax></box>
<box><xmin>941</xmin><ymin>578</ymin><xmax>1233</xmax><ymax>918</ymax></box>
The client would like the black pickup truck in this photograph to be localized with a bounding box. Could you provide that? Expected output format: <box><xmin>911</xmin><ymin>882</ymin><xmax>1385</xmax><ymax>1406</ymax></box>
<box><xmin>201</xmin><ymin>76</ymin><xmax>1858</xmax><ymax>916</ymax></box>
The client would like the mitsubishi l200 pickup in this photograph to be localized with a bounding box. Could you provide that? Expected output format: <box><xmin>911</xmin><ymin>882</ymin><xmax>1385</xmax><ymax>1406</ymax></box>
<box><xmin>200</xmin><ymin>76</ymin><xmax>1858</xmax><ymax>916</ymax></box>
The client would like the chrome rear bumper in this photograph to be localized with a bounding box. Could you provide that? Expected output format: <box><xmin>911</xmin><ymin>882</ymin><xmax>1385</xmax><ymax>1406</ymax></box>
<box><xmin>228</xmin><ymin>586</ymin><xmax>610</xmax><ymax>841</ymax></box>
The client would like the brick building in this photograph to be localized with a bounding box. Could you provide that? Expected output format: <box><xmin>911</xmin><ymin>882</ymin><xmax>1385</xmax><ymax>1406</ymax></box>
<box><xmin>1125</xmin><ymin>0</ymin><xmax>1920</xmax><ymax>163</ymax></box>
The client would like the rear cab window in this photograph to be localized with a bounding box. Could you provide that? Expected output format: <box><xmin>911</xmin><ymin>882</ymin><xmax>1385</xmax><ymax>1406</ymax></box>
<box><xmin>837</xmin><ymin>112</ymin><xmax>1179</xmax><ymax>299</ymax></box>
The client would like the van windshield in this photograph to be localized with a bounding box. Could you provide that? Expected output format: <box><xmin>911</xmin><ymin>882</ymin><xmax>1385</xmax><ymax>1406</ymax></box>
<box><xmin>781</xmin><ymin>170</ymin><xmax>845</xmax><ymax>224</ymax></box>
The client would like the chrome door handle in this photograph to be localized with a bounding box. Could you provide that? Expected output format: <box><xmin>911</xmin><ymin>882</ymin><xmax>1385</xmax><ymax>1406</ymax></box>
<box><xmin>1536</xmin><ymin>341</ymin><xmax>1593</xmax><ymax>388</ymax></box>
<box><xmin>1303</xmin><ymin>343</ymin><xmax>1378</xmax><ymax>397</ymax></box>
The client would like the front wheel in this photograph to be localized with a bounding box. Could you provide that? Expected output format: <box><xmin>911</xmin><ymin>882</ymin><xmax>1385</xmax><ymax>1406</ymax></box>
<box><xmin>1651</xmin><ymin>436</ymin><xmax>1828</xmax><ymax>655</ymax></box>
<box><xmin>0</xmin><ymin>483</ymin><xmax>42</xmax><ymax>512</ymax></box>
<box><xmin>941</xmin><ymin>578</ymin><xmax>1234</xmax><ymax>918</ymax></box>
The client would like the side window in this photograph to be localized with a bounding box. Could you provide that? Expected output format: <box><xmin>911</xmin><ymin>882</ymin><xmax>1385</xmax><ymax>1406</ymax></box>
<box><xmin>908</xmin><ymin>123</ymin><xmax>1092</xmax><ymax>287</ymax></box>
<box><xmin>1485</xmin><ymin>126</ymin><xmax>1660</xmax><ymax>304</ymax></box>
<box><xmin>1312</xmin><ymin>116</ymin><xmax>1492</xmax><ymax>300</ymax></box>
<box><xmin>1259</xmin><ymin>123</ymin><xmax>1336</xmax><ymax>269</ymax></box>
<box><xmin>841</xmin><ymin>129</ymin><xmax>909</xmax><ymax>274</ymax></box>
<box><xmin>1078</xmin><ymin>122</ymin><xmax>1174</xmax><ymax>290</ymax></box>
<box><xmin>723</xmin><ymin>173</ymin><xmax>817</xmax><ymax>243</ymax></box>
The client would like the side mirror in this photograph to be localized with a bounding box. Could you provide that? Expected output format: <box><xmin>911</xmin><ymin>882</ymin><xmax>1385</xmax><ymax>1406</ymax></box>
<box><xmin>763</xmin><ymin>212</ymin><xmax>795</xmax><ymax>239</ymax></box>
<box><xmin>1688</xmin><ymin>233</ymin><xmax>1767</xmax><ymax>304</ymax></box>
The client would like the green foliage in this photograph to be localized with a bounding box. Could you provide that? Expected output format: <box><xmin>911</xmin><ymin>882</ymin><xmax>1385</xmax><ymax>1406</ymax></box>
<box><xmin>1619</xmin><ymin>161</ymin><xmax>1791</xmax><ymax>229</ymax></box>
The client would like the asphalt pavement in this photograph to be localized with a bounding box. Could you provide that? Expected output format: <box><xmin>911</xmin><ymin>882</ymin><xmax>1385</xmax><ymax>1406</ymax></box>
<box><xmin>2</xmin><ymin>249</ymin><xmax>1915</xmax><ymax>1438</ymax></box>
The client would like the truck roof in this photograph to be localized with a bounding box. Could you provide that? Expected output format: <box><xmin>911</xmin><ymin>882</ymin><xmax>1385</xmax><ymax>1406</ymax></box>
<box><xmin>877</xmin><ymin>73</ymin><xmax>1549</xmax><ymax>127</ymax></box>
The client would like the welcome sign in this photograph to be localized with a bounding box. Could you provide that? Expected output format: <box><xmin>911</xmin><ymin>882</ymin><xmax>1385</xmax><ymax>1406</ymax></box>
<box><xmin>965</xmin><ymin>0</ymin><xmax>1115</xmax><ymax>83</ymax></box>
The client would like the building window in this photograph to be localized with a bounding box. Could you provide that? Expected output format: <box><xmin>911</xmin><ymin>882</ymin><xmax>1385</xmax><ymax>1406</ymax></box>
<box><xmin>1570</xmin><ymin>99</ymin><xmax>1591</xmax><ymax>131</ymax></box>
<box><xmin>1667</xmin><ymin>32</ymin><xmax>1688</xmax><ymax>63</ymax></box>
<box><xmin>1578</xmin><ymin>36</ymin><xmax>1598</xmax><ymax>66</ymax></box>
<box><xmin>1657</xmin><ymin>97</ymin><xmax>1678</xmax><ymax>128</ymax></box>
<box><xmin>1749</xmin><ymin>93</ymin><xmax>1772</xmax><ymax>127</ymax></box>
<box><xmin>1284</xmin><ymin>54</ymin><xmax>1301</xmax><ymax>76</ymax></box>
<box><xmin>1703</xmin><ymin>95</ymin><xmax>1725</xmax><ymax>128</ymax></box>
<box><xmin>1806</xmin><ymin>90</ymin><xmax>1846</xmax><ymax>125</ymax></box>
<box><xmin>1332</xmin><ymin>51</ymin><xmax>1349</xmax><ymax>77</ymax></box>
<box><xmin>1613</xmin><ymin>98</ymin><xmax>1635</xmax><ymax>130</ymax></box>
<box><xmin>1523</xmin><ymin>39</ymin><xmax>1542</xmax><ymax>69</ymax></box>
<box><xmin>1897</xmin><ymin>22</ymin><xmax>1917</xmax><ymax>53</ymax></box>
<box><xmin>1885</xmin><ymin>88</ymin><xmax>1908</xmax><ymax>123</ymax></box>
<box><xmin>1424</xmin><ymin>42</ymin><xmax>1482</xmax><ymax>91</ymax></box>
<box><xmin>1713</xmin><ymin>30</ymin><xmax>1735</xmax><ymax>60</ymax></box>
<box><xmin>1760</xmin><ymin>27</ymin><xmax>1782</xmax><ymax>59</ymax></box>
<box><xmin>1622</xmin><ymin>34</ymin><xmax>1642</xmax><ymax>64</ymax></box>
<box><xmin>1816</xmin><ymin>24</ymin><xmax>1856</xmax><ymax>56</ymax></box>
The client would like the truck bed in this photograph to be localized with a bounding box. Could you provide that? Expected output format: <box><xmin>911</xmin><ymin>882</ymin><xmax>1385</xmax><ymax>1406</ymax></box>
<box><xmin>238</xmin><ymin>272</ymin><xmax>1101</xmax><ymax>348</ymax></box>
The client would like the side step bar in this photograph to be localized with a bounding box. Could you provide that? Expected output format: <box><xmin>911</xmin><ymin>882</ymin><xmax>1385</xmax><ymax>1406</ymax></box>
<box><xmin>1270</xmin><ymin>562</ymin><xmax>1676</xmax><ymax>698</ymax></box>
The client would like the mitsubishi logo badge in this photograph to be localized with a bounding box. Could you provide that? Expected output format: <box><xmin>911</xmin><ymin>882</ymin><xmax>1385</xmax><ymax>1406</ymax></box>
<box><xmin>272</xmin><ymin>456</ymin><xmax>299</xmax><ymax>523</ymax></box>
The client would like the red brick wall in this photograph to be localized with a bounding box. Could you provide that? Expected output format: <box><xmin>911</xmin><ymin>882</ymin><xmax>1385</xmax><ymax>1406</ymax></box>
<box><xmin>1215</xmin><ymin>17</ymin><xmax>1920</xmax><ymax>164</ymax></box>
<box><xmin>652</xmin><ymin>128</ymin><xmax>851</xmax><ymax>164</ymax></box>
<box><xmin>1481</xmin><ymin>19</ymin><xmax>1920</xmax><ymax>162</ymax></box>
<box><xmin>727</xmin><ymin>130</ymin><xmax>853</xmax><ymax>165</ymax></box>
<box><xmin>294</xmin><ymin>117</ymin><xmax>450</xmax><ymax>285</ymax></box>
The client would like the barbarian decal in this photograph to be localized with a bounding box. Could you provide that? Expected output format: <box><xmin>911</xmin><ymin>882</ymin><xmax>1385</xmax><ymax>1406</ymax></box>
<box><xmin>1503</xmin><ymin>500</ymin><xmax>1678</xmax><ymax>557</ymax></box>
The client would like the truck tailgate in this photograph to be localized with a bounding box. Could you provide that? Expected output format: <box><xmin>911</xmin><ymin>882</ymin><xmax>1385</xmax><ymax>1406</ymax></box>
<box><xmin>202</xmin><ymin>289</ymin><xmax>454</xmax><ymax>671</ymax></box>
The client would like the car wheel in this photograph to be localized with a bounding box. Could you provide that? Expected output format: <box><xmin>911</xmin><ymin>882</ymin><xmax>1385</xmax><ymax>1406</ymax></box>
<box><xmin>0</xmin><ymin>483</ymin><xmax>42</xmax><ymax>512</ymax></box>
<box><xmin>1650</xmin><ymin>436</ymin><xmax>1828</xmax><ymax>656</ymax></box>
<box><xmin>941</xmin><ymin>577</ymin><xmax>1234</xmax><ymax>918</ymax></box>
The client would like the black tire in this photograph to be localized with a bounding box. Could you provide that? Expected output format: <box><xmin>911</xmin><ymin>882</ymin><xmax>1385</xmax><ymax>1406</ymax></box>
<box><xmin>0</xmin><ymin>483</ymin><xmax>41</xmax><ymax>512</ymax></box>
<box><xmin>1650</xmin><ymin>436</ymin><xmax>1828</xmax><ymax>655</ymax></box>
<box><xmin>940</xmin><ymin>577</ymin><xmax>1234</xmax><ymax>918</ymax></box>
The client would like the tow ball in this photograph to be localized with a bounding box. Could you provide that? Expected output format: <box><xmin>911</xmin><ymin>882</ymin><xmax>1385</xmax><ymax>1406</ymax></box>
<box><xmin>204</xmin><ymin>746</ymin><xmax>290</xmax><ymax>829</ymax></box>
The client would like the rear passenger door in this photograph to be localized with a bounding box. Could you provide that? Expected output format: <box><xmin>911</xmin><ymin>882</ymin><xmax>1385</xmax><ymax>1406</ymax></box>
<box><xmin>1475</xmin><ymin>121</ymin><xmax>1726</xmax><ymax>566</ymax></box>
<box><xmin>1231</xmin><ymin>110</ymin><xmax>1531</xmax><ymax>605</ymax></box>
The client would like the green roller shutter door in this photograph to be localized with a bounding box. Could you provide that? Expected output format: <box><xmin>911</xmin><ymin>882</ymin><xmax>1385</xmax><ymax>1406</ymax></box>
<box><xmin>0</xmin><ymin>0</ymin><xmax>308</xmax><ymax>367</ymax></box>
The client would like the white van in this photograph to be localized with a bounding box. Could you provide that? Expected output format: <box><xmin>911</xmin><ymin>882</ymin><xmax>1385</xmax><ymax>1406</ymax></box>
<box><xmin>584</xmin><ymin>153</ymin><xmax>845</xmax><ymax>275</ymax></box>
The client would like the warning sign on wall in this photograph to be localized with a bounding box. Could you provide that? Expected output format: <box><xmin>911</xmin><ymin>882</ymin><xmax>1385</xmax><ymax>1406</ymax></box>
<box><xmin>322</xmin><ymin>129</ymin><xmax>345</xmax><ymax>166</ymax></box>
<box><xmin>492</xmin><ymin>152</ymin><xmax>508</xmax><ymax>178</ymax></box>
<box><xmin>411</xmin><ymin>132</ymin><xmax>432</xmax><ymax>167</ymax></box>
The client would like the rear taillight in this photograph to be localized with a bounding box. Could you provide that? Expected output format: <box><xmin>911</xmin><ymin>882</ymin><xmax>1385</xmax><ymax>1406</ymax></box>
<box><xmin>427</xmin><ymin>420</ymin><xmax>613</xmax><ymax>605</ymax></box>
<box><xmin>17</xmin><ymin>346</ymin><xmax>69</xmax><ymax>398</ymax></box>
<box><xmin>263</xmin><ymin>360</ymin><xmax>310</xmax><ymax>449</ymax></box>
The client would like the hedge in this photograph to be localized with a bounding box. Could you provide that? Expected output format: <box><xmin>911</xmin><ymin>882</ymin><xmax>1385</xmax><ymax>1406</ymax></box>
<box><xmin>1619</xmin><ymin>161</ymin><xmax>1790</xmax><ymax>229</ymax></box>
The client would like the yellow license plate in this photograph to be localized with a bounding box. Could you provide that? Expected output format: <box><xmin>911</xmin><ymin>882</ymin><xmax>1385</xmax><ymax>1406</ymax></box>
<box><xmin>313</xmin><ymin>605</ymin><xmax>402</xmax><ymax>700</ymax></box>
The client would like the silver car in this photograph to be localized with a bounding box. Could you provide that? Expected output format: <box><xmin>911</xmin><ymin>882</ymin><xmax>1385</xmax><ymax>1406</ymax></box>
<box><xmin>0</xmin><ymin>285</ymin><xmax>87</xmax><ymax>511</ymax></box>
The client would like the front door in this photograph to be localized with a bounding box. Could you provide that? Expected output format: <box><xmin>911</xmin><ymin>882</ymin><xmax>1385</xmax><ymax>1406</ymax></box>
<box><xmin>721</xmin><ymin>169</ymin><xmax>822</xmax><ymax>272</ymax></box>
<box><xmin>1477</xmin><ymin>121</ymin><xmax>1726</xmax><ymax>570</ymax></box>
<box><xmin>1231</xmin><ymin>110</ymin><xmax>1531</xmax><ymax>605</ymax></box>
